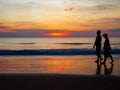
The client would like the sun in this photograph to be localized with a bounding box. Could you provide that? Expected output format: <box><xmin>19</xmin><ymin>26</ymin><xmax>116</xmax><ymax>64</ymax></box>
<box><xmin>39</xmin><ymin>32</ymin><xmax>71</xmax><ymax>37</ymax></box>
<box><xmin>50</xmin><ymin>32</ymin><xmax>68</xmax><ymax>37</ymax></box>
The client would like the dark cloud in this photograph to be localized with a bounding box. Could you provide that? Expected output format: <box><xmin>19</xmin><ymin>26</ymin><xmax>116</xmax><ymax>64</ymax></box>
<box><xmin>106</xmin><ymin>29</ymin><xmax>120</xmax><ymax>32</ymax></box>
<box><xmin>0</xmin><ymin>29</ymin><xmax>45</xmax><ymax>37</ymax></box>
<box><xmin>102</xmin><ymin>29</ymin><xmax>120</xmax><ymax>37</ymax></box>
<box><xmin>115</xmin><ymin>18</ymin><xmax>120</xmax><ymax>22</ymax></box>
<box><xmin>0</xmin><ymin>29</ymin><xmax>69</xmax><ymax>37</ymax></box>
<box><xmin>0</xmin><ymin>25</ymin><xmax>11</xmax><ymax>32</ymax></box>
<box><xmin>0</xmin><ymin>26</ymin><xmax>9</xmax><ymax>29</ymax></box>
<box><xmin>0</xmin><ymin>29</ymin><xmax>119</xmax><ymax>37</ymax></box>
<box><xmin>96</xmin><ymin>4</ymin><xmax>115</xmax><ymax>10</ymax></box>
<box><xmin>74</xmin><ymin>3</ymin><xmax>116</xmax><ymax>15</ymax></box>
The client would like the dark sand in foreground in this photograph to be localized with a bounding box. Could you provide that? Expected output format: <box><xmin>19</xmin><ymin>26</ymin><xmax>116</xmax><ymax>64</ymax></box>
<box><xmin>0</xmin><ymin>73</ymin><xmax>120</xmax><ymax>90</ymax></box>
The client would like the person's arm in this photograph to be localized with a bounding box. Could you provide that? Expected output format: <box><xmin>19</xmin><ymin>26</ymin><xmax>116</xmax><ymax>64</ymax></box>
<box><xmin>93</xmin><ymin>37</ymin><xmax>96</xmax><ymax>48</ymax></box>
<box><xmin>93</xmin><ymin>44</ymin><xmax>95</xmax><ymax>48</ymax></box>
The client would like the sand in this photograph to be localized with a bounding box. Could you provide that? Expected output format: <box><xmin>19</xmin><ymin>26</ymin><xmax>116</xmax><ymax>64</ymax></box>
<box><xmin>0</xmin><ymin>55</ymin><xmax>120</xmax><ymax>90</ymax></box>
<box><xmin>0</xmin><ymin>55</ymin><xmax>120</xmax><ymax>75</ymax></box>
<box><xmin>0</xmin><ymin>73</ymin><xmax>120</xmax><ymax>90</ymax></box>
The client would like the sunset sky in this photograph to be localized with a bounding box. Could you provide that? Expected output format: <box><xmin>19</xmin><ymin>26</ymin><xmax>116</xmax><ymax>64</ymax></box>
<box><xmin>0</xmin><ymin>0</ymin><xmax>120</xmax><ymax>37</ymax></box>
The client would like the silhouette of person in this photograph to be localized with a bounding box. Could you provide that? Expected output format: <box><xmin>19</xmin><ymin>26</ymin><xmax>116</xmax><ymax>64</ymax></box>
<box><xmin>93</xmin><ymin>30</ymin><xmax>103</xmax><ymax>62</ymax></box>
<box><xmin>102</xmin><ymin>34</ymin><xmax>114</xmax><ymax>64</ymax></box>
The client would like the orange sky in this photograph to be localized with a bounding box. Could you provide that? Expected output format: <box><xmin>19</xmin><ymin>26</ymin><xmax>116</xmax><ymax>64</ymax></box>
<box><xmin>0</xmin><ymin>0</ymin><xmax>120</xmax><ymax>37</ymax></box>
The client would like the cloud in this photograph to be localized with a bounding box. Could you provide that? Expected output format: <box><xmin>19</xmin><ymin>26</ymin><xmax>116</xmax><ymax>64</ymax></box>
<box><xmin>0</xmin><ymin>29</ymin><xmax>90</xmax><ymax>37</ymax></box>
<box><xmin>106</xmin><ymin>29</ymin><xmax>120</xmax><ymax>32</ymax></box>
<box><xmin>0</xmin><ymin>1</ymin><xmax>61</xmax><ymax>15</ymax></box>
<box><xmin>95</xmin><ymin>4</ymin><xmax>115</xmax><ymax>10</ymax></box>
<box><xmin>0</xmin><ymin>28</ymin><xmax>119</xmax><ymax>37</ymax></box>
<box><xmin>88</xmin><ymin>17</ymin><xmax>120</xmax><ymax>24</ymax></box>
<box><xmin>72</xmin><ymin>3</ymin><xmax>117</xmax><ymax>16</ymax></box>
<box><xmin>102</xmin><ymin>29</ymin><xmax>120</xmax><ymax>37</ymax></box>
<box><xmin>0</xmin><ymin>26</ymin><xmax>9</xmax><ymax>29</ymax></box>
<box><xmin>102</xmin><ymin>17</ymin><xmax>120</xmax><ymax>22</ymax></box>
<box><xmin>114</xmin><ymin>18</ymin><xmax>120</xmax><ymax>22</ymax></box>
<box><xmin>0</xmin><ymin>24</ymin><xmax>12</xmax><ymax>32</ymax></box>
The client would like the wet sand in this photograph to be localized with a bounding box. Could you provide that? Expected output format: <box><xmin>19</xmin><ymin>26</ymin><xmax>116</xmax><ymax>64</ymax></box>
<box><xmin>0</xmin><ymin>55</ymin><xmax>120</xmax><ymax>90</ymax></box>
<box><xmin>0</xmin><ymin>55</ymin><xmax>120</xmax><ymax>75</ymax></box>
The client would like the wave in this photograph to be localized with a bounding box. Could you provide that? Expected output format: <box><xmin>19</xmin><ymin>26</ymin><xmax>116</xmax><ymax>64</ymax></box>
<box><xmin>58</xmin><ymin>43</ymin><xmax>91</xmax><ymax>45</ymax></box>
<box><xmin>111</xmin><ymin>43</ymin><xmax>120</xmax><ymax>45</ymax></box>
<box><xmin>8</xmin><ymin>43</ymin><xmax>36</xmax><ymax>45</ymax></box>
<box><xmin>0</xmin><ymin>49</ymin><xmax>120</xmax><ymax>55</ymax></box>
<box><xmin>58</xmin><ymin>43</ymin><xmax>120</xmax><ymax>46</ymax></box>
<box><xmin>7</xmin><ymin>42</ymin><xmax>120</xmax><ymax>46</ymax></box>
<box><xmin>18</xmin><ymin>43</ymin><xmax>36</xmax><ymax>45</ymax></box>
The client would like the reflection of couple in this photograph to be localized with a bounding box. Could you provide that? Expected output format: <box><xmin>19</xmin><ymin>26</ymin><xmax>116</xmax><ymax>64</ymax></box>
<box><xmin>93</xmin><ymin>30</ymin><xmax>114</xmax><ymax>64</ymax></box>
<box><xmin>96</xmin><ymin>61</ymin><xmax>114</xmax><ymax>75</ymax></box>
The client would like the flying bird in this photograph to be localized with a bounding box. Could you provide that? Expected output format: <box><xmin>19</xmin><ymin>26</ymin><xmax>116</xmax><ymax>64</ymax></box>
<box><xmin>65</xmin><ymin>7</ymin><xmax>74</xmax><ymax>11</ymax></box>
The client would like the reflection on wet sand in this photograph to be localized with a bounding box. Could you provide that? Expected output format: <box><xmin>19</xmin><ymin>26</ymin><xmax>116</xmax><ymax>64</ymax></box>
<box><xmin>0</xmin><ymin>56</ymin><xmax>94</xmax><ymax>74</ymax></box>
<box><xmin>96</xmin><ymin>61</ymin><xmax>114</xmax><ymax>75</ymax></box>
<box><xmin>0</xmin><ymin>55</ymin><xmax>119</xmax><ymax>76</ymax></box>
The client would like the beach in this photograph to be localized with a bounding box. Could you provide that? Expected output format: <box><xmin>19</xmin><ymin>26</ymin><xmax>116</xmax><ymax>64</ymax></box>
<box><xmin>0</xmin><ymin>37</ymin><xmax>120</xmax><ymax>90</ymax></box>
<box><xmin>0</xmin><ymin>55</ymin><xmax>120</xmax><ymax>90</ymax></box>
<box><xmin>0</xmin><ymin>55</ymin><xmax>120</xmax><ymax>75</ymax></box>
<box><xmin>0</xmin><ymin>0</ymin><xmax>120</xmax><ymax>89</ymax></box>
<box><xmin>0</xmin><ymin>73</ymin><xmax>120</xmax><ymax>90</ymax></box>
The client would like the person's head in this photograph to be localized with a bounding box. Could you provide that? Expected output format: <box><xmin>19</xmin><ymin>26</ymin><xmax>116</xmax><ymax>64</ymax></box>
<box><xmin>103</xmin><ymin>33</ymin><xmax>108</xmax><ymax>39</ymax></box>
<box><xmin>97</xmin><ymin>30</ymin><xmax>101</xmax><ymax>35</ymax></box>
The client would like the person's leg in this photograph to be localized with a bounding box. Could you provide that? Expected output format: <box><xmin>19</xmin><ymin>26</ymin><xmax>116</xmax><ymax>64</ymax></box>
<box><xmin>98</xmin><ymin>48</ymin><xmax>103</xmax><ymax>60</ymax></box>
<box><xmin>95</xmin><ymin>50</ymin><xmax>100</xmax><ymax>62</ymax></box>
<box><xmin>108</xmin><ymin>50</ymin><xmax>114</xmax><ymax>63</ymax></box>
<box><xmin>99</xmin><ymin>55</ymin><xmax>103</xmax><ymax>62</ymax></box>
<box><xmin>95</xmin><ymin>57</ymin><xmax>99</xmax><ymax>62</ymax></box>
<box><xmin>110</xmin><ymin>54</ymin><xmax>114</xmax><ymax>62</ymax></box>
<box><xmin>102</xmin><ymin>51</ymin><xmax>107</xmax><ymax>64</ymax></box>
<box><xmin>102</xmin><ymin>56</ymin><xmax>107</xmax><ymax>64</ymax></box>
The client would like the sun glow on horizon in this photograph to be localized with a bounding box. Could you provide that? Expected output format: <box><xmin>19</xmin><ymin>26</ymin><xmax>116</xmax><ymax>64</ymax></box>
<box><xmin>0</xmin><ymin>0</ymin><xmax>120</xmax><ymax>37</ymax></box>
<box><xmin>39</xmin><ymin>32</ymin><xmax>71</xmax><ymax>37</ymax></box>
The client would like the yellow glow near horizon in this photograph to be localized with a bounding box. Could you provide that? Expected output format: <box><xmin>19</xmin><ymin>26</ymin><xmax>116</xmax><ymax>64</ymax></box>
<box><xmin>39</xmin><ymin>32</ymin><xmax>71</xmax><ymax>37</ymax></box>
<box><xmin>0</xmin><ymin>0</ymin><xmax>120</xmax><ymax>33</ymax></box>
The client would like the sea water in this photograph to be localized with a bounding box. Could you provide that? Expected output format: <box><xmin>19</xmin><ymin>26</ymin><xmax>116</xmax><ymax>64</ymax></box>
<box><xmin>0</xmin><ymin>37</ymin><xmax>119</xmax><ymax>50</ymax></box>
<box><xmin>0</xmin><ymin>37</ymin><xmax>119</xmax><ymax>55</ymax></box>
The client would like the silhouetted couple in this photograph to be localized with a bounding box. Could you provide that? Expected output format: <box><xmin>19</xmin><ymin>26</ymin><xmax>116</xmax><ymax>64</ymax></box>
<box><xmin>93</xmin><ymin>30</ymin><xmax>114</xmax><ymax>64</ymax></box>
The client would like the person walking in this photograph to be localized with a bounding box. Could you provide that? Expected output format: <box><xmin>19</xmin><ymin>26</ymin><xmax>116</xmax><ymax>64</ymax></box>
<box><xmin>93</xmin><ymin>30</ymin><xmax>103</xmax><ymax>62</ymax></box>
<box><xmin>102</xmin><ymin>33</ymin><xmax>114</xmax><ymax>64</ymax></box>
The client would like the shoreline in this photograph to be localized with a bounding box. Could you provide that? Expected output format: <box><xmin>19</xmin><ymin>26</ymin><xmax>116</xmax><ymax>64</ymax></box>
<box><xmin>0</xmin><ymin>49</ymin><xmax>120</xmax><ymax>55</ymax></box>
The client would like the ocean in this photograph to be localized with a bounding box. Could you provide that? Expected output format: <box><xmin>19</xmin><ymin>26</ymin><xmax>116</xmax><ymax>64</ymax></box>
<box><xmin>0</xmin><ymin>37</ymin><xmax>96</xmax><ymax>50</ymax></box>
<box><xmin>0</xmin><ymin>37</ymin><xmax>120</xmax><ymax>55</ymax></box>
<box><xmin>0</xmin><ymin>37</ymin><xmax>120</xmax><ymax>75</ymax></box>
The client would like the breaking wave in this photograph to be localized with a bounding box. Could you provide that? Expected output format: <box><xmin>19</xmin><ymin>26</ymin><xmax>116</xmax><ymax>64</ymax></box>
<box><xmin>0</xmin><ymin>49</ymin><xmax>120</xmax><ymax>55</ymax></box>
